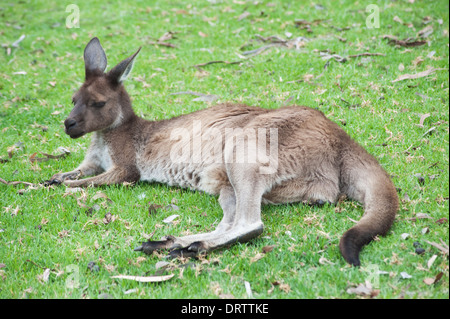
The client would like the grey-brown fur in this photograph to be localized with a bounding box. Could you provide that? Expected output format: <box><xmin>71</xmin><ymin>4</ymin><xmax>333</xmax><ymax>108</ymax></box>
<box><xmin>50</xmin><ymin>38</ymin><xmax>398</xmax><ymax>266</ymax></box>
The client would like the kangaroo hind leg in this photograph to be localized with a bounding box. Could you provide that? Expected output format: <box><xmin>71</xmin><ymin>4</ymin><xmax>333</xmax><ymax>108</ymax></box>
<box><xmin>167</xmin><ymin>166</ymin><xmax>267</xmax><ymax>258</ymax></box>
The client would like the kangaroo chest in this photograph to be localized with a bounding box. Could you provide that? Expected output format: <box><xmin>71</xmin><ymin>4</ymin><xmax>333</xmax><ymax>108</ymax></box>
<box><xmin>86</xmin><ymin>132</ymin><xmax>114</xmax><ymax>172</ymax></box>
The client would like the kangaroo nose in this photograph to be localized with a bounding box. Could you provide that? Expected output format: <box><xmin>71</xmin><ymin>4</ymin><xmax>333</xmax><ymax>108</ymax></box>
<box><xmin>64</xmin><ymin>118</ymin><xmax>77</xmax><ymax>130</ymax></box>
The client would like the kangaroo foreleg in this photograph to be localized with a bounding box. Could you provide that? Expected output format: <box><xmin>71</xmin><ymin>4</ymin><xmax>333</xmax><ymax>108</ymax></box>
<box><xmin>62</xmin><ymin>166</ymin><xmax>136</xmax><ymax>187</ymax></box>
<box><xmin>47</xmin><ymin>158</ymin><xmax>105</xmax><ymax>185</ymax></box>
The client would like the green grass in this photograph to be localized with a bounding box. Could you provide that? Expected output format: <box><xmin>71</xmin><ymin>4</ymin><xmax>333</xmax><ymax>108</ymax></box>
<box><xmin>0</xmin><ymin>0</ymin><xmax>448</xmax><ymax>299</ymax></box>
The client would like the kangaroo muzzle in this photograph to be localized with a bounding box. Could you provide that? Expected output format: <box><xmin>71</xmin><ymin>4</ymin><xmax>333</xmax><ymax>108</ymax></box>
<box><xmin>64</xmin><ymin>117</ymin><xmax>84</xmax><ymax>138</ymax></box>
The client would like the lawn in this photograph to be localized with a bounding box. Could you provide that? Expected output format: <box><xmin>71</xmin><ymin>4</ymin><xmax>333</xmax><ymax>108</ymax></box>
<box><xmin>0</xmin><ymin>0</ymin><xmax>448</xmax><ymax>299</ymax></box>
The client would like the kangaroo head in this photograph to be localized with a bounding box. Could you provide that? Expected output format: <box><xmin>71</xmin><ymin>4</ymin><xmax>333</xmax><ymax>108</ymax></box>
<box><xmin>64</xmin><ymin>37</ymin><xmax>140</xmax><ymax>139</ymax></box>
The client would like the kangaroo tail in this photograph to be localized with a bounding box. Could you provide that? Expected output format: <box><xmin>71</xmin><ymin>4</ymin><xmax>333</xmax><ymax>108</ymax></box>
<box><xmin>339</xmin><ymin>143</ymin><xmax>398</xmax><ymax>266</ymax></box>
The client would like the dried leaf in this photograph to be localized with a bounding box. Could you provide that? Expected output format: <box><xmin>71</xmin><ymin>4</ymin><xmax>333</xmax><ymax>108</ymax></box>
<box><xmin>92</xmin><ymin>191</ymin><xmax>113</xmax><ymax>204</ymax></box>
<box><xmin>58</xmin><ymin>230</ymin><xmax>69</xmax><ymax>238</ymax></box>
<box><xmin>417</xmin><ymin>113</ymin><xmax>430</xmax><ymax>128</ymax></box>
<box><xmin>433</xmin><ymin>272</ymin><xmax>444</xmax><ymax>284</ymax></box>
<box><xmin>103</xmin><ymin>212</ymin><xmax>116</xmax><ymax>225</ymax></box>
<box><xmin>210</xmin><ymin>282</ymin><xmax>222</xmax><ymax>296</ymax></box>
<box><xmin>401</xmin><ymin>233</ymin><xmax>410</xmax><ymax>240</ymax></box>
<box><xmin>158</xmin><ymin>31</ymin><xmax>176</xmax><ymax>42</ymax></box>
<box><xmin>76</xmin><ymin>197</ymin><xmax>89</xmax><ymax>209</ymax></box>
<box><xmin>241</xmin><ymin>34</ymin><xmax>310</xmax><ymax>56</ymax></box>
<box><xmin>427</xmin><ymin>254</ymin><xmax>438</xmax><ymax>269</ymax></box>
<box><xmin>163</xmin><ymin>214</ymin><xmax>179</xmax><ymax>224</ymax></box>
<box><xmin>426</xmin><ymin>240</ymin><xmax>449</xmax><ymax>254</ymax></box>
<box><xmin>244</xmin><ymin>281</ymin><xmax>253</xmax><ymax>298</ymax></box>
<box><xmin>400</xmin><ymin>272</ymin><xmax>412</xmax><ymax>279</ymax></box>
<box><xmin>237</xmin><ymin>11</ymin><xmax>250</xmax><ymax>21</ymax></box>
<box><xmin>319</xmin><ymin>256</ymin><xmax>334</xmax><ymax>265</ymax></box>
<box><xmin>250</xmin><ymin>253</ymin><xmax>265</xmax><ymax>263</ymax></box>
<box><xmin>279</xmin><ymin>283</ymin><xmax>291</xmax><ymax>293</ymax></box>
<box><xmin>417</xmin><ymin>25</ymin><xmax>433</xmax><ymax>38</ymax></box>
<box><xmin>346</xmin><ymin>283</ymin><xmax>372</xmax><ymax>296</ymax></box>
<box><xmin>148</xmin><ymin>31</ymin><xmax>179</xmax><ymax>48</ymax></box>
<box><xmin>164</xmin><ymin>204</ymin><xmax>180</xmax><ymax>211</ymax></box>
<box><xmin>412</xmin><ymin>56</ymin><xmax>425</xmax><ymax>68</ymax></box>
<box><xmin>111</xmin><ymin>274</ymin><xmax>174</xmax><ymax>282</ymax></box>
<box><xmin>393</xmin><ymin>16</ymin><xmax>404</xmax><ymax>24</ymax></box>
<box><xmin>104</xmin><ymin>264</ymin><xmax>115</xmax><ymax>273</ymax></box>
<box><xmin>314</xmin><ymin>4</ymin><xmax>325</xmax><ymax>10</ymax></box>
<box><xmin>382</xmin><ymin>35</ymin><xmax>427</xmax><ymax>47</ymax></box>
<box><xmin>175</xmin><ymin>9</ymin><xmax>189</xmax><ymax>15</ymax></box>
<box><xmin>124</xmin><ymin>288</ymin><xmax>138</xmax><ymax>295</ymax></box>
<box><xmin>196</xmin><ymin>70</ymin><xmax>210</xmax><ymax>78</ymax></box>
<box><xmin>427</xmin><ymin>50</ymin><xmax>436</xmax><ymax>59</ymax></box>
<box><xmin>320</xmin><ymin>52</ymin><xmax>347</xmax><ymax>63</ymax></box>
<box><xmin>42</xmin><ymin>268</ymin><xmax>50</xmax><ymax>283</ymax></box>
<box><xmin>392</xmin><ymin>67</ymin><xmax>447</xmax><ymax>83</ymax></box>
<box><xmin>11</xmin><ymin>34</ymin><xmax>26</xmax><ymax>47</ymax></box>
<box><xmin>261</xmin><ymin>245</ymin><xmax>275</xmax><ymax>254</ymax></box>
<box><xmin>148</xmin><ymin>204</ymin><xmax>163</xmax><ymax>215</ymax></box>
<box><xmin>155</xmin><ymin>261</ymin><xmax>171</xmax><ymax>270</ymax></box>
<box><xmin>416</xmin><ymin>213</ymin><xmax>432</xmax><ymax>219</ymax></box>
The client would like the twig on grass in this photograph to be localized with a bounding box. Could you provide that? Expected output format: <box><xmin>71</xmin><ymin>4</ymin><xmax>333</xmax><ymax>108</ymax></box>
<box><xmin>0</xmin><ymin>177</ymin><xmax>36</xmax><ymax>187</ymax></box>
<box><xmin>347</xmin><ymin>52</ymin><xmax>386</xmax><ymax>58</ymax></box>
<box><xmin>192</xmin><ymin>60</ymin><xmax>243</xmax><ymax>69</ymax></box>
<box><xmin>426</xmin><ymin>240</ymin><xmax>449</xmax><ymax>255</ymax></box>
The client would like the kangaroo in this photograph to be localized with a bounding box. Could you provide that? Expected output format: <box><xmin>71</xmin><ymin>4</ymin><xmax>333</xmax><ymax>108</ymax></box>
<box><xmin>48</xmin><ymin>37</ymin><xmax>398</xmax><ymax>266</ymax></box>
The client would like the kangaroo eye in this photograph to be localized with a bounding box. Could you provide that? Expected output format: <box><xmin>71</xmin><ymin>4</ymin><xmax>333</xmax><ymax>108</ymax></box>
<box><xmin>92</xmin><ymin>101</ymin><xmax>106</xmax><ymax>108</ymax></box>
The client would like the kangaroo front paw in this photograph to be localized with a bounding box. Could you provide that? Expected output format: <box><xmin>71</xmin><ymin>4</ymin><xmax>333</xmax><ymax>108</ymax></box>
<box><xmin>45</xmin><ymin>171</ymin><xmax>81</xmax><ymax>186</ymax></box>
<box><xmin>168</xmin><ymin>241</ymin><xmax>208</xmax><ymax>259</ymax></box>
<box><xmin>43</xmin><ymin>177</ymin><xmax>62</xmax><ymax>186</ymax></box>
<box><xmin>44</xmin><ymin>174</ymin><xmax>65</xmax><ymax>186</ymax></box>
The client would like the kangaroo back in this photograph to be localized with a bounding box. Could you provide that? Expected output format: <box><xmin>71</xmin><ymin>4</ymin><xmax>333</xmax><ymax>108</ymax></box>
<box><xmin>339</xmin><ymin>140</ymin><xmax>398</xmax><ymax>266</ymax></box>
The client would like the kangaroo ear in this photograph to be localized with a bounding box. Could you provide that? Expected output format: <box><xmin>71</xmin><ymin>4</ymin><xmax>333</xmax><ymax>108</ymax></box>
<box><xmin>84</xmin><ymin>37</ymin><xmax>107</xmax><ymax>77</ymax></box>
<box><xmin>107</xmin><ymin>47</ymin><xmax>141</xmax><ymax>84</ymax></box>
<box><xmin>108</xmin><ymin>48</ymin><xmax>141</xmax><ymax>83</ymax></box>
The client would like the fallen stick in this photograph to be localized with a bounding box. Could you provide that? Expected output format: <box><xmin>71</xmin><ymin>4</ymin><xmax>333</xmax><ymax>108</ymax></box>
<box><xmin>426</xmin><ymin>240</ymin><xmax>449</xmax><ymax>255</ymax></box>
<box><xmin>0</xmin><ymin>177</ymin><xmax>35</xmax><ymax>187</ymax></box>
<box><xmin>347</xmin><ymin>52</ymin><xmax>386</xmax><ymax>58</ymax></box>
<box><xmin>192</xmin><ymin>60</ymin><xmax>243</xmax><ymax>69</ymax></box>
